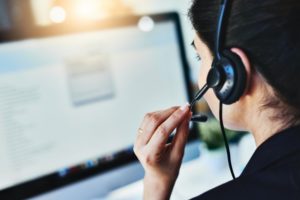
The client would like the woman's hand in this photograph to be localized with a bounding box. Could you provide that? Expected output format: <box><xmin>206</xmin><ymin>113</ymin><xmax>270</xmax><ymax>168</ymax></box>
<box><xmin>134</xmin><ymin>104</ymin><xmax>192</xmax><ymax>200</ymax></box>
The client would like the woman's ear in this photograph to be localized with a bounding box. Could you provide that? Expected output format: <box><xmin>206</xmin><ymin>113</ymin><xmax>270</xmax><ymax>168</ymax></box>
<box><xmin>230</xmin><ymin>48</ymin><xmax>253</xmax><ymax>95</ymax></box>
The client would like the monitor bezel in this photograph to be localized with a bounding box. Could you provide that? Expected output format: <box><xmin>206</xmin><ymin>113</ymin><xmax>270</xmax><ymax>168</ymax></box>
<box><xmin>0</xmin><ymin>12</ymin><xmax>199</xmax><ymax>199</ymax></box>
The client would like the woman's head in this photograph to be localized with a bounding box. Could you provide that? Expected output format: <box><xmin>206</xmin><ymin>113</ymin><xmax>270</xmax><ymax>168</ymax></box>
<box><xmin>189</xmin><ymin>0</ymin><xmax>300</xmax><ymax>130</ymax></box>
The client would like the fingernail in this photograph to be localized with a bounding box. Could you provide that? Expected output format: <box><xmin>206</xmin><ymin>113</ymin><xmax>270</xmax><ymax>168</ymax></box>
<box><xmin>180</xmin><ymin>103</ymin><xmax>190</xmax><ymax>111</ymax></box>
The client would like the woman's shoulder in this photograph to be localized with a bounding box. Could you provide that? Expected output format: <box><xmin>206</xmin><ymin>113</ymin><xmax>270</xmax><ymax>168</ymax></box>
<box><xmin>191</xmin><ymin>125</ymin><xmax>300</xmax><ymax>200</ymax></box>
<box><xmin>191</xmin><ymin>166</ymin><xmax>300</xmax><ymax>200</ymax></box>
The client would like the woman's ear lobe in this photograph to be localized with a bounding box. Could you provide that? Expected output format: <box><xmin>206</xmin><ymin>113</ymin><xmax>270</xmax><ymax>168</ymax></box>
<box><xmin>230</xmin><ymin>48</ymin><xmax>253</xmax><ymax>95</ymax></box>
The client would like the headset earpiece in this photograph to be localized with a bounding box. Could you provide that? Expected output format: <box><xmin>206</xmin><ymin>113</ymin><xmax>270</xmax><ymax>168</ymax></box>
<box><xmin>208</xmin><ymin>49</ymin><xmax>247</xmax><ymax>105</ymax></box>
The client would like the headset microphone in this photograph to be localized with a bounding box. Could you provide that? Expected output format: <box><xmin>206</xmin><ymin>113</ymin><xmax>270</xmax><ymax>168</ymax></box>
<box><xmin>190</xmin><ymin>84</ymin><xmax>209</xmax><ymax>108</ymax></box>
<box><xmin>191</xmin><ymin>114</ymin><xmax>208</xmax><ymax>123</ymax></box>
<box><xmin>190</xmin><ymin>62</ymin><xmax>228</xmax><ymax>121</ymax></box>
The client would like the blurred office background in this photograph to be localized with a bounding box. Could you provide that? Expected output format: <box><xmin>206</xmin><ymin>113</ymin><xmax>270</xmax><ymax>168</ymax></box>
<box><xmin>0</xmin><ymin>0</ymin><xmax>256</xmax><ymax>199</ymax></box>
<box><xmin>0</xmin><ymin>0</ymin><xmax>199</xmax><ymax>80</ymax></box>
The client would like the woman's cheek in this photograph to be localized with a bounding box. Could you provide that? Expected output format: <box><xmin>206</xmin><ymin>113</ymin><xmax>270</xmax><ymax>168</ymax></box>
<box><xmin>197</xmin><ymin>62</ymin><xmax>211</xmax><ymax>88</ymax></box>
<box><xmin>204</xmin><ymin>89</ymin><xmax>219</xmax><ymax>119</ymax></box>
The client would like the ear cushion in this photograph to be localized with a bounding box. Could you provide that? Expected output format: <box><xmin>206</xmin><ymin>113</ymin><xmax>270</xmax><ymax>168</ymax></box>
<box><xmin>216</xmin><ymin>49</ymin><xmax>247</xmax><ymax>104</ymax></box>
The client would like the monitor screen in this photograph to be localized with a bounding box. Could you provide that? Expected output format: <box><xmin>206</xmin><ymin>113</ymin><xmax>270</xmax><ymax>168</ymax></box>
<box><xmin>0</xmin><ymin>13</ymin><xmax>197</xmax><ymax>198</ymax></box>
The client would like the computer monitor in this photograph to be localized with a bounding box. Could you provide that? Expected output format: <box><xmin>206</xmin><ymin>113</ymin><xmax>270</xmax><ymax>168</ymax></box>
<box><xmin>0</xmin><ymin>12</ymin><xmax>199</xmax><ymax>199</ymax></box>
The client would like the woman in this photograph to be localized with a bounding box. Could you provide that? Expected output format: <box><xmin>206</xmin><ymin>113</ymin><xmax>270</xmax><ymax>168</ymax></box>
<box><xmin>134</xmin><ymin>0</ymin><xmax>300</xmax><ymax>199</ymax></box>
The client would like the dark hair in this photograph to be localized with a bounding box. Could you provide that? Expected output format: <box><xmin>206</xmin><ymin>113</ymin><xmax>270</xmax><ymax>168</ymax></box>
<box><xmin>189</xmin><ymin>0</ymin><xmax>300</xmax><ymax>126</ymax></box>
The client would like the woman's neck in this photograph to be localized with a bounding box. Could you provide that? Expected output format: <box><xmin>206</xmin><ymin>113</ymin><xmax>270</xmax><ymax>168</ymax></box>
<box><xmin>247</xmin><ymin>106</ymin><xmax>285</xmax><ymax>147</ymax></box>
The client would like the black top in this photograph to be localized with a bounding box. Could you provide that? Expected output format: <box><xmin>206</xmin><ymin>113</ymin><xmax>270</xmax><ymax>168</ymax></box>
<box><xmin>192</xmin><ymin>125</ymin><xmax>300</xmax><ymax>200</ymax></box>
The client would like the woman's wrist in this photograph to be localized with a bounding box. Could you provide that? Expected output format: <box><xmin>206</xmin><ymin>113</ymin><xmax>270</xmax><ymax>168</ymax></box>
<box><xmin>143</xmin><ymin>173</ymin><xmax>176</xmax><ymax>200</ymax></box>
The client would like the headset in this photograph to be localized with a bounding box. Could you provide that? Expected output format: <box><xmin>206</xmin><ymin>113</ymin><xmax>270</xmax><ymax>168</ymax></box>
<box><xmin>190</xmin><ymin>0</ymin><xmax>247</xmax><ymax>180</ymax></box>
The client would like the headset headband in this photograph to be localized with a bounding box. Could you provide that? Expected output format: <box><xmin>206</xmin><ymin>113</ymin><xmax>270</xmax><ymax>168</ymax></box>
<box><xmin>215</xmin><ymin>0</ymin><xmax>229</xmax><ymax>60</ymax></box>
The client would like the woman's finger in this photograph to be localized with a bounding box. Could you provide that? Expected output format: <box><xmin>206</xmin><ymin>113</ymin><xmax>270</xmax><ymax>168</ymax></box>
<box><xmin>135</xmin><ymin>107</ymin><xmax>178</xmax><ymax>148</ymax></box>
<box><xmin>171</xmin><ymin>112</ymin><xmax>192</xmax><ymax>159</ymax></box>
<box><xmin>147</xmin><ymin>104</ymin><xmax>190</xmax><ymax>155</ymax></box>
